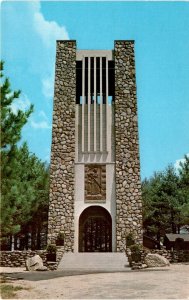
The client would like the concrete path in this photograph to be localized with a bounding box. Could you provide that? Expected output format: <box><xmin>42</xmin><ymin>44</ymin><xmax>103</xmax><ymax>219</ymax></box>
<box><xmin>58</xmin><ymin>252</ymin><xmax>129</xmax><ymax>271</ymax></box>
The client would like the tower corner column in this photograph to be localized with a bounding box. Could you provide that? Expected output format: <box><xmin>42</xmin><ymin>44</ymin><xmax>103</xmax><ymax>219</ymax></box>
<box><xmin>48</xmin><ymin>40</ymin><xmax>76</xmax><ymax>252</ymax></box>
<box><xmin>114</xmin><ymin>40</ymin><xmax>143</xmax><ymax>251</ymax></box>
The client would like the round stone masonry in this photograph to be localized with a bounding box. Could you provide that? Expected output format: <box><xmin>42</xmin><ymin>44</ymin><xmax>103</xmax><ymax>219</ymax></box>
<box><xmin>48</xmin><ymin>41</ymin><xmax>76</xmax><ymax>251</ymax></box>
<box><xmin>48</xmin><ymin>40</ymin><xmax>143</xmax><ymax>254</ymax></box>
<box><xmin>114</xmin><ymin>40</ymin><xmax>143</xmax><ymax>251</ymax></box>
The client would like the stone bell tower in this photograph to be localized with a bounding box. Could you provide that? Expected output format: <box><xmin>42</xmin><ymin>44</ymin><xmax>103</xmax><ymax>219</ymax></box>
<box><xmin>48</xmin><ymin>40</ymin><xmax>142</xmax><ymax>253</ymax></box>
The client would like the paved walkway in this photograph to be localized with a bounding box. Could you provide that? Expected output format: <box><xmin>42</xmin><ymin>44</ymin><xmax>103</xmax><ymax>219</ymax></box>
<box><xmin>58</xmin><ymin>252</ymin><xmax>129</xmax><ymax>271</ymax></box>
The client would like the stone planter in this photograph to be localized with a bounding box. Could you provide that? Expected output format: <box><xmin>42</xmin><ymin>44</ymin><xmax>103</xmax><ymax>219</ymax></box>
<box><xmin>46</xmin><ymin>253</ymin><xmax>56</xmax><ymax>262</ymax></box>
<box><xmin>56</xmin><ymin>239</ymin><xmax>64</xmax><ymax>247</ymax></box>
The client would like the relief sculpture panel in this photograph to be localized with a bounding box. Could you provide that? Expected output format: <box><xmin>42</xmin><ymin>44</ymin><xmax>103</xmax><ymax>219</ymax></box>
<box><xmin>85</xmin><ymin>165</ymin><xmax>106</xmax><ymax>201</ymax></box>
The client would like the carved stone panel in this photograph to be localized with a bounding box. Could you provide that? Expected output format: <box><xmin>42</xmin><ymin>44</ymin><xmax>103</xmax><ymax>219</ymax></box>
<box><xmin>85</xmin><ymin>165</ymin><xmax>106</xmax><ymax>201</ymax></box>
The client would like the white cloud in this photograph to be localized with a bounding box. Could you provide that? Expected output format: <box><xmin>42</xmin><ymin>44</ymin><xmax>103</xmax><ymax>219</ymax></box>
<box><xmin>30</xmin><ymin>110</ymin><xmax>51</xmax><ymax>129</ymax></box>
<box><xmin>33</xmin><ymin>11</ymin><xmax>69</xmax><ymax>48</ymax></box>
<box><xmin>30</xmin><ymin>120</ymin><xmax>51</xmax><ymax>129</ymax></box>
<box><xmin>174</xmin><ymin>153</ymin><xmax>189</xmax><ymax>170</ymax></box>
<box><xmin>11</xmin><ymin>94</ymin><xmax>31</xmax><ymax>114</ymax></box>
<box><xmin>38</xmin><ymin>110</ymin><xmax>48</xmax><ymax>120</ymax></box>
<box><xmin>32</xmin><ymin>4</ymin><xmax>69</xmax><ymax>99</ymax></box>
<box><xmin>42</xmin><ymin>76</ymin><xmax>54</xmax><ymax>99</ymax></box>
<box><xmin>3</xmin><ymin>1</ymin><xmax>69</xmax><ymax>101</ymax></box>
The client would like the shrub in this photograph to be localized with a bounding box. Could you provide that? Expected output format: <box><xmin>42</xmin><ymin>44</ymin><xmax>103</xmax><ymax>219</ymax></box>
<box><xmin>46</xmin><ymin>244</ymin><xmax>57</xmax><ymax>254</ymax></box>
<box><xmin>126</xmin><ymin>233</ymin><xmax>135</xmax><ymax>247</ymax></box>
<box><xmin>130</xmin><ymin>244</ymin><xmax>142</xmax><ymax>263</ymax></box>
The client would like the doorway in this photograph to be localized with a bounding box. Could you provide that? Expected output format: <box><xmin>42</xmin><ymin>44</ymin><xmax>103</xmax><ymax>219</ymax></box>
<box><xmin>79</xmin><ymin>206</ymin><xmax>112</xmax><ymax>252</ymax></box>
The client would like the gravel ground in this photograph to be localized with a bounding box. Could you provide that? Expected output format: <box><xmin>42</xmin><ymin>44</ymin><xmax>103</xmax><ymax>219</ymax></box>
<box><xmin>1</xmin><ymin>264</ymin><xmax>189</xmax><ymax>299</ymax></box>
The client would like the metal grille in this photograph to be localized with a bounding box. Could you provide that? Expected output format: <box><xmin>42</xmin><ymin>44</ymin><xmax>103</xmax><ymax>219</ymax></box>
<box><xmin>81</xmin><ymin>216</ymin><xmax>112</xmax><ymax>252</ymax></box>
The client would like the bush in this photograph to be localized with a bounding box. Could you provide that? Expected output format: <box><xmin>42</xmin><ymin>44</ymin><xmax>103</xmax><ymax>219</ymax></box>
<box><xmin>126</xmin><ymin>233</ymin><xmax>135</xmax><ymax>247</ymax></box>
<box><xmin>46</xmin><ymin>244</ymin><xmax>57</xmax><ymax>254</ymax></box>
<box><xmin>130</xmin><ymin>244</ymin><xmax>142</xmax><ymax>263</ymax></box>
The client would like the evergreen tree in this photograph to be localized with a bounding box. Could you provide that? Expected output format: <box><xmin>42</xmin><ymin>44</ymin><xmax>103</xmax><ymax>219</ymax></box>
<box><xmin>142</xmin><ymin>165</ymin><xmax>187</xmax><ymax>240</ymax></box>
<box><xmin>1</xmin><ymin>144</ymin><xmax>49</xmax><ymax>238</ymax></box>
<box><xmin>1</xmin><ymin>62</ymin><xmax>49</xmax><ymax>248</ymax></box>
<box><xmin>1</xmin><ymin>61</ymin><xmax>33</xmax><ymax>149</ymax></box>
<box><xmin>179</xmin><ymin>155</ymin><xmax>189</xmax><ymax>226</ymax></box>
<box><xmin>1</xmin><ymin>61</ymin><xmax>32</xmax><ymax>236</ymax></box>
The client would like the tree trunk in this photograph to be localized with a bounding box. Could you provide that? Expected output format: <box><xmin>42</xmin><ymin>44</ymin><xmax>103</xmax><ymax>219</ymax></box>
<box><xmin>11</xmin><ymin>235</ymin><xmax>15</xmax><ymax>251</ymax></box>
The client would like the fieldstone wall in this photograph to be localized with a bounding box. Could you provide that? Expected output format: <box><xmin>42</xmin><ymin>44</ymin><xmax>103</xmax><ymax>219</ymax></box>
<box><xmin>127</xmin><ymin>247</ymin><xmax>189</xmax><ymax>269</ymax></box>
<box><xmin>0</xmin><ymin>247</ymin><xmax>65</xmax><ymax>269</ymax></box>
<box><xmin>0</xmin><ymin>250</ymin><xmax>47</xmax><ymax>268</ymax></box>
<box><xmin>48</xmin><ymin>40</ymin><xmax>76</xmax><ymax>251</ymax></box>
<box><xmin>141</xmin><ymin>249</ymin><xmax>172</xmax><ymax>262</ymax></box>
<box><xmin>169</xmin><ymin>250</ymin><xmax>189</xmax><ymax>263</ymax></box>
<box><xmin>142</xmin><ymin>249</ymin><xmax>189</xmax><ymax>263</ymax></box>
<box><xmin>114</xmin><ymin>40</ymin><xmax>143</xmax><ymax>251</ymax></box>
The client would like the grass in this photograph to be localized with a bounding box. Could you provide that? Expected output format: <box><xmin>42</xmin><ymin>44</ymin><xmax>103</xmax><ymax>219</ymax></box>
<box><xmin>0</xmin><ymin>276</ymin><xmax>26</xmax><ymax>299</ymax></box>
<box><xmin>1</xmin><ymin>284</ymin><xmax>23</xmax><ymax>299</ymax></box>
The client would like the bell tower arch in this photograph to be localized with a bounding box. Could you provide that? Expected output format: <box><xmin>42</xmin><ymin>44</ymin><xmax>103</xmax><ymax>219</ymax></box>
<box><xmin>79</xmin><ymin>206</ymin><xmax>112</xmax><ymax>252</ymax></box>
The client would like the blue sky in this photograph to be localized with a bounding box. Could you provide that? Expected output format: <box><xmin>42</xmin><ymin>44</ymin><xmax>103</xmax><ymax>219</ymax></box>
<box><xmin>2</xmin><ymin>1</ymin><xmax>189</xmax><ymax>179</ymax></box>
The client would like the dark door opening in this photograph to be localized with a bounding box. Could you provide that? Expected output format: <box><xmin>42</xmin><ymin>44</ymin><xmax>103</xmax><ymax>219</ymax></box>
<box><xmin>79</xmin><ymin>206</ymin><xmax>112</xmax><ymax>252</ymax></box>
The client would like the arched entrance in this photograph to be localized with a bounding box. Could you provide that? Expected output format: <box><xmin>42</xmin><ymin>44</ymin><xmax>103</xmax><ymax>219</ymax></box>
<box><xmin>79</xmin><ymin>206</ymin><xmax>112</xmax><ymax>252</ymax></box>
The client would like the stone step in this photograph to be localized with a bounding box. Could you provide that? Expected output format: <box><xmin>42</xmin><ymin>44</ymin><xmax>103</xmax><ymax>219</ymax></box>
<box><xmin>58</xmin><ymin>252</ymin><xmax>130</xmax><ymax>271</ymax></box>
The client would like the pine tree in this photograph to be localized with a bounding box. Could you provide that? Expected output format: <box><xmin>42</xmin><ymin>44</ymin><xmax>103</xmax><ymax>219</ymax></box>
<box><xmin>1</xmin><ymin>61</ymin><xmax>32</xmax><ymax>237</ymax></box>
<box><xmin>1</xmin><ymin>61</ymin><xmax>33</xmax><ymax>149</ymax></box>
<box><xmin>179</xmin><ymin>155</ymin><xmax>189</xmax><ymax>226</ymax></box>
<box><xmin>1</xmin><ymin>143</ymin><xmax>49</xmax><ymax>249</ymax></box>
<box><xmin>1</xmin><ymin>62</ymin><xmax>49</xmax><ymax>247</ymax></box>
<box><xmin>142</xmin><ymin>166</ymin><xmax>183</xmax><ymax>240</ymax></box>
